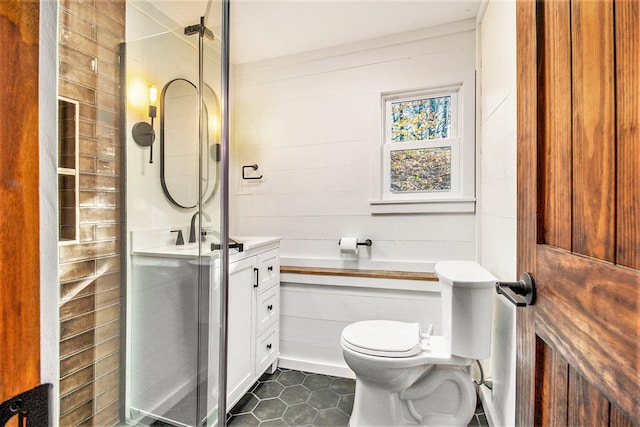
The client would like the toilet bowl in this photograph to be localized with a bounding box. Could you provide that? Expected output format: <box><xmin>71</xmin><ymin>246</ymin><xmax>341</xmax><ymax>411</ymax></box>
<box><xmin>340</xmin><ymin>261</ymin><xmax>496</xmax><ymax>426</ymax></box>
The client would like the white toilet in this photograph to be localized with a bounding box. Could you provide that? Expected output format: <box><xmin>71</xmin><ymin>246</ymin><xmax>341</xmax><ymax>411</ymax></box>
<box><xmin>341</xmin><ymin>261</ymin><xmax>496</xmax><ymax>426</ymax></box>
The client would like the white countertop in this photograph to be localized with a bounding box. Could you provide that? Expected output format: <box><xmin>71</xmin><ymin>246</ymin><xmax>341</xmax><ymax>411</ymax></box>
<box><xmin>131</xmin><ymin>234</ymin><xmax>281</xmax><ymax>259</ymax></box>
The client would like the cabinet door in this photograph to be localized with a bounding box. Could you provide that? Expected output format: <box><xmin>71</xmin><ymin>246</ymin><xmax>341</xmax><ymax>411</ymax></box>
<box><xmin>227</xmin><ymin>256</ymin><xmax>256</xmax><ymax>409</ymax></box>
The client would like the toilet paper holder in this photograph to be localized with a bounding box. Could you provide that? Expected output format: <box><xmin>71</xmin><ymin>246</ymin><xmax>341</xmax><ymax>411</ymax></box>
<box><xmin>338</xmin><ymin>238</ymin><xmax>372</xmax><ymax>247</ymax></box>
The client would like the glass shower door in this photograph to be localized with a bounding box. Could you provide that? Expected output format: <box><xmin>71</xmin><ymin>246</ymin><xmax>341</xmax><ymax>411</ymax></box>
<box><xmin>124</xmin><ymin>1</ymin><xmax>225</xmax><ymax>425</ymax></box>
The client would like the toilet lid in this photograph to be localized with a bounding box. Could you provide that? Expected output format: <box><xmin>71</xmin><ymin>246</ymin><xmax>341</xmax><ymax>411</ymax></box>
<box><xmin>342</xmin><ymin>320</ymin><xmax>422</xmax><ymax>357</ymax></box>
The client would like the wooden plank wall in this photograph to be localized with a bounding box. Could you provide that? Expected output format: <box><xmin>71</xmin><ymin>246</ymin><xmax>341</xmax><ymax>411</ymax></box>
<box><xmin>57</xmin><ymin>1</ymin><xmax>125</xmax><ymax>425</ymax></box>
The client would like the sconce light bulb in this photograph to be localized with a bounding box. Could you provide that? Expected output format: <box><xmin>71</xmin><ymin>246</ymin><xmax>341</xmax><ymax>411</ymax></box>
<box><xmin>209</xmin><ymin>115</ymin><xmax>219</xmax><ymax>133</ymax></box>
<box><xmin>149</xmin><ymin>86</ymin><xmax>158</xmax><ymax>106</ymax></box>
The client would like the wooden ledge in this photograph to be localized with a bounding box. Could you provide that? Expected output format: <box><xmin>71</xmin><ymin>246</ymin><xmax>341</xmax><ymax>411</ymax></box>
<box><xmin>280</xmin><ymin>266</ymin><xmax>438</xmax><ymax>281</ymax></box>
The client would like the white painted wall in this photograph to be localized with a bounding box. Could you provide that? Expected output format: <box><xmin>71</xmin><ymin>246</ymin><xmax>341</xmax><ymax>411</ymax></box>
<box><xmin>40</xmin><ymin>1</ymin><xmax>60</xmax><ymax>424</ymax></box>
<box><xmin>477</xmin><ymin>1</ymin><xmax>517</xmax><ymax>425</ymax></box>
<box><xmin>232</xmin><ymin>21</ymin><xmax>478</xmax><ymax>270</ymax></box>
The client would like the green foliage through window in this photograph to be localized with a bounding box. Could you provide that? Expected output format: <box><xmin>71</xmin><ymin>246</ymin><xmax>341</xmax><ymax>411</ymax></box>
<box><xmin>391</xmin><ymin>96</ymin><xmax>451</xmax><ymax>142</ymax></box>
<box><xmin>390</xmin><ymin>147</ymin><xmax>451</xmax><ymax>192</ymax></box>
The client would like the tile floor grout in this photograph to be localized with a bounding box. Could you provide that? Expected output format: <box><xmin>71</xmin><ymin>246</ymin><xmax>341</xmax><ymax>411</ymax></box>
<box><xmin>228</xmin><ymin>368</ymin><xmax>354</xmax><ymax>426</ymax></box>
<box><xmin>148</xmin><ymin>367</ymin><xmax>488</xmax><ymax>426</ymax></box>
<box><xmin>228</xmin><ymin>368</ymin><xmax>489</xmax><ymax>427</ymax></box>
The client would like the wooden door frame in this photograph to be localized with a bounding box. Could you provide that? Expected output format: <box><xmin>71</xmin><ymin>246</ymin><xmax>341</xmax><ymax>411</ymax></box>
<box><xmin>515</xmin><ymin>0</ymin><xmax>537</xmax><ymax>425</ymax></box>
<box><xmin>0</xmin><ymin>0</ymin><xmax>41</xmax><ymax>405</ymax></box>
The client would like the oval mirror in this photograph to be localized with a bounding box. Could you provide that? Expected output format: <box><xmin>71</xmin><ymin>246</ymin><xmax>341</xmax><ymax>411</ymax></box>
<box><xmin>160</xmin><ymin>78</ymin><xmax>220</xmax><ymax>208</ymax></box>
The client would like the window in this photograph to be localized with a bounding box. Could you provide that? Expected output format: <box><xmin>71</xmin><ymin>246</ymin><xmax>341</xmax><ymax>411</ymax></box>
<box><xmin>371</xmin><ymin>85</ymin><xmax>475</xmax><ymax>214</ymax></box>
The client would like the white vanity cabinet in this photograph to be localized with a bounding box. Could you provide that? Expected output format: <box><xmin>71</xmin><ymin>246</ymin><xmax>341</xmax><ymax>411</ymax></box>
<box><xmin>226</xmin><ymin>240</ymin><xmax>280</xmax><ymax>411</ymax></box>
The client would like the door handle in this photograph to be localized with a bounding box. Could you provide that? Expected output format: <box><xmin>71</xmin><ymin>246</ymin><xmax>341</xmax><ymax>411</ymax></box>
<box><xmin>496</xmin><ymin>273</ymin><xmax>536</xmax><ymax>307</ymax></box>
<box><xmin>253</xmin><ymin>267</ymin><xmax>259</xmax><ymax>288</ymax></box>
<box><xmin>211</xmin><ymin>241</ymin><xmax>244</xmax><ymax>252</ymax></box>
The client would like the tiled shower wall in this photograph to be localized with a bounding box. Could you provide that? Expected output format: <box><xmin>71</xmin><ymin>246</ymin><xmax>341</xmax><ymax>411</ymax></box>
<box><xmin>57</xmin><ymin>0</ymin><xmax>125</xmax><ymax>425</ymax></box>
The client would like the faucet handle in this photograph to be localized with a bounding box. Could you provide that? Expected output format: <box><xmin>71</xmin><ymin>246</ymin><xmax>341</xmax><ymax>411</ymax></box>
<box><xmin>170</xmin><ymin>230</ymin><xmax>185</xmax><ymax>245</ymax></box>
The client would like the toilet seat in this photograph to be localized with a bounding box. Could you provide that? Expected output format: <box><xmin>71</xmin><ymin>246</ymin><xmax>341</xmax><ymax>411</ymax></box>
<box><xmin>341</xmin><ymin>320</ymin><xmax>422</xmax><ymax>357</ymax></box>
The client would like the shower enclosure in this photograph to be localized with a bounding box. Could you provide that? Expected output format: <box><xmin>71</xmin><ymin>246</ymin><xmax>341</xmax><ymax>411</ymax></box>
<box><xmin>123</xmin><ymin>1</ymin><xmax>229</xmax><ymax>425</ymax></box>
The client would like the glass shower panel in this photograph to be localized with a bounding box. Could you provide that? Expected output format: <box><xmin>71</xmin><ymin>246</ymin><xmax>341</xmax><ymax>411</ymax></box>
<box><xmin>200</xmin><ymin>21</ymin><xmax>225</xmax><ymax>427</ymax></box>
<box><xmin>124</xmin><ymin>3</ymin><xmax>223</xmax><ymax>425</ymax></box>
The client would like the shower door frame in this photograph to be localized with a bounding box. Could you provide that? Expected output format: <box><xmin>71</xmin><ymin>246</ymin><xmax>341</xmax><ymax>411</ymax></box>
<box><xmin>217</xmin><ymin>0</ymin><xmax>231</xmax><ymax>426</ymax></box>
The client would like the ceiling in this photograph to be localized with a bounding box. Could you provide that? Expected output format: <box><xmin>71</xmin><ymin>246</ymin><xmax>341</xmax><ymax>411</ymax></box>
<box><xmin>153</xmin><ymin>0</ymin><xmax>481</xmax><ymax>64</ymax></box>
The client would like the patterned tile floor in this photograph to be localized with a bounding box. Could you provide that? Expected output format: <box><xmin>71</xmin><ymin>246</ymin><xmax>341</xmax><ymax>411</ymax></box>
<box><xmin>228</xmin><ymin>368</ymin><xmax>489</xmax><ymax>427</ymax></box>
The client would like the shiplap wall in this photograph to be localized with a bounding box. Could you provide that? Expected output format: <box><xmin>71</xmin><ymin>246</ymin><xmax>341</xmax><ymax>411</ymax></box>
<box><xmin>232</xmin><ymin>21</ymin><xmax>477</xmax><ymax>269</ymax></box>
<box><xmin>279</xmin><ymin>279</ymin><xmax>441</xmax><ymax>377</ymax></box>
<box><xmin>477</xmin><ymin>1</ymin><xmax>518</xmax><ymax>426</ymax></box>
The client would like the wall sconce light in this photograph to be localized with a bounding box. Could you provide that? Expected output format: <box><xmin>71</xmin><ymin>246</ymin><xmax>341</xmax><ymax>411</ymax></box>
<box><xmin>132</xmin><ymin>85</ymin><xmax>157</xmax><ymax>163</ymax></box>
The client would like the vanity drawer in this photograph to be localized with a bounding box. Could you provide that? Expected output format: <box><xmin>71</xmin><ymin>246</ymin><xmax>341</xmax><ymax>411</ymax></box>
<box><xmin>257</xmin><ymin>249</ymin><xmax>279</xmax><ymax>291</ymax></box>
<box><xmin>256</xmin><ymin>285</ymin><xmax>279</xmax><ymax>334</ymax></box>
<box><xmin>256</xmin><ymin>322</ymin><xmax>279</xmax><ymax>375</ymax></box>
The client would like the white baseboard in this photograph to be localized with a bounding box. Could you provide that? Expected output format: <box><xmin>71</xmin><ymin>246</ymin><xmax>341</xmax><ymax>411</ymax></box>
<box><xmin>278</xmin><ymin>355</ymin><xmax>355</xmax><ymax>379</ymax></box>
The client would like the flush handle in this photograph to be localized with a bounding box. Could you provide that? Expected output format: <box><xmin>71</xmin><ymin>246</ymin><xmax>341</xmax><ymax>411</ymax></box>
<box><xmin>496</xmin><ymin>273</ymin><xmax>536</xmax><ymax>307</ymax></box>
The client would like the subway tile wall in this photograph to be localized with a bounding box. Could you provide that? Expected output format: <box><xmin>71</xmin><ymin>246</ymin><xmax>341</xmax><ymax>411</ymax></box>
<box><xmin>58</xmin><ymin>0</ymin><xmax>125</xmax><ymax>425</ymax></box>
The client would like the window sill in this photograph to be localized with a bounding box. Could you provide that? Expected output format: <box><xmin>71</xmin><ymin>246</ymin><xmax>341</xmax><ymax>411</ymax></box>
<box><xmin>370</xmin><ymin>198</ymin><xmax>476</xmax><ymax>214</ymax></box>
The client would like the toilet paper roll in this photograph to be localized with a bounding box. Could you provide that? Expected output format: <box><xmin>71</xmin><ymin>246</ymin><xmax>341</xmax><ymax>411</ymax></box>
<box><xmin>339</xmin><ymin>237</ymin><xmax>359</xmax><ymax>254</ymax></box>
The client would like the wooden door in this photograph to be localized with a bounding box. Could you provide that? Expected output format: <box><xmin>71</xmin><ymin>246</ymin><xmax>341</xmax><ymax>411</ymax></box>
<box><xmin>516</xmin><ymin>0</ymin><xmax>639</xmax><ymax>425</ymax></box>
<box><xmin>0</xmin><ymin>0</ymin><xmax>41</xmax><ymax>410</ymax></box>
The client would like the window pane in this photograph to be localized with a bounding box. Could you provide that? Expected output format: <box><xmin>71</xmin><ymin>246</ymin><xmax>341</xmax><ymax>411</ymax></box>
<box><xmin>391</xmin><ymin>96</ymin><xmax>451</xmax><ymax>142</ymax></box>
<box><xmin>390</xmin><ymin>147</ymin><xmax>451</xmax><ymax>192</ymax></box>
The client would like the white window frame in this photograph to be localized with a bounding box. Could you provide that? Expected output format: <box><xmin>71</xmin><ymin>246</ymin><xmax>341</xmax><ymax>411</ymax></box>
<box><xmin>371</xmin><ymin>83</ymin><xmax>475</xmax><ymax>214</ymax></box>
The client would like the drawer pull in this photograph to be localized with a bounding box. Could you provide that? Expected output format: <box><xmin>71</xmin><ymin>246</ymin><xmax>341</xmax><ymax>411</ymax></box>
<box><xmin>266</xmin><ymin>343</ymin><xmax>272</xmax><ymax>350</ymax></box>
<box><xmin>267</xmin><ymin>304</ymin><xmax>273</xmax><ymax>311</ymax></box>
<box><xmin>268</xmin><ymin>265</ymin><xmax>273</xmax><ymax>272</ymax></box>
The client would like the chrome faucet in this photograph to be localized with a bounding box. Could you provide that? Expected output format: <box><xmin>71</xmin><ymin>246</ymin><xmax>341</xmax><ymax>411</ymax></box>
<box><xmin>189</xmin><ymin>212</ymin><xmax>200</xmax><ymax>243</ymax></box>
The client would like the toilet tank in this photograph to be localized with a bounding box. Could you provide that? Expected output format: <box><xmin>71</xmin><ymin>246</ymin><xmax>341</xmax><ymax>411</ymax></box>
<box><xmin>435</xmin><ymin>261</ymin><xmax>497</xmax><ymax>360</ymax></box>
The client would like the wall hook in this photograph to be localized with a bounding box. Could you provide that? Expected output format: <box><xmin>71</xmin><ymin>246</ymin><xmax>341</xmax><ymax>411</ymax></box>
<box><xmin>242</xmin><ymin>164</ymin><xmax>263</xmax><ymax>180</ymax></box>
